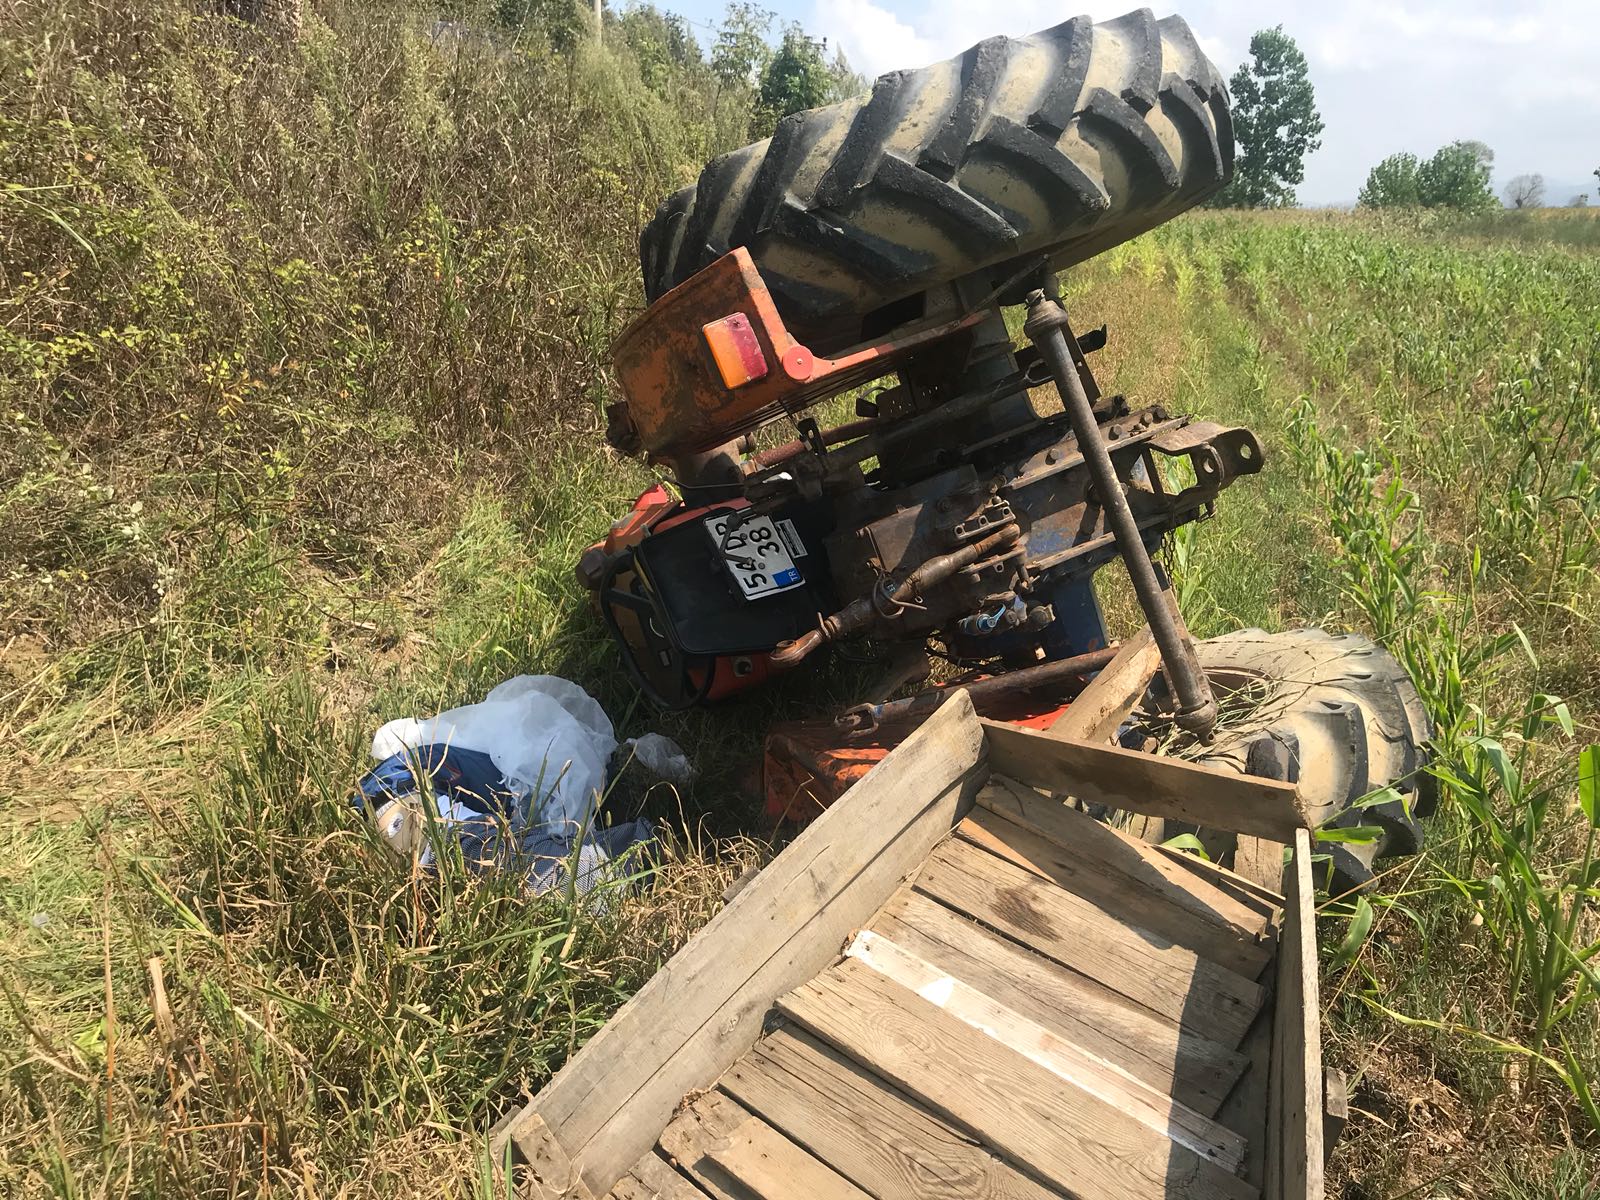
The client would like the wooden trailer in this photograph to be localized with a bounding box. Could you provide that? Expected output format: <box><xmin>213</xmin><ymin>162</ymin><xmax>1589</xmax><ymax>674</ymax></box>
<box><xmin>493</xmin><ymin>688</ymin><xmax>1339</xmax><ymax>1200</ymax></box>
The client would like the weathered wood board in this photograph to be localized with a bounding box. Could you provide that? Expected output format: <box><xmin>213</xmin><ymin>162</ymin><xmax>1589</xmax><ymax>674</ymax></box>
<box><xmin>913</xmin><ymin>836</ymin><xmax>1266</xmax><ymax>1045</ymax></box>
<box><xmin>777</xmin><ymin>958</ymin><xmax>1257</xmax><ymax>1200</ymax></box>
<box><xmin>1048</xmin><ymin>624</ymin><xmax>1161</xmax><ymax>743</ymax></box>
<box><xmin>872</xmin><ymin>887</ymin><xmax>1250</xmax><ymax>1118</ymax></box>
<box><xmin>981</xmin><ymin>717</ymin><xmax>1316</xmax><ymax>838</ymax></box>
<box><xmin>970</xmin><ymin>778</ymin><xmax>1275</xmax><ymax>974</ymax></box>
<box><xmin>722</xmin><ymin>1026</ymin><xmax>1060</xmax><ymax>1200</ymax></box>
<box><xmin>844</xmin><ymin>928</ymin><xmax>1249</xmax><ymax>1173</ymax></box>
<box><xmin>1266</xmin><ymin>827</ymin><xmax>1325</xmax><ymax>1200</ymax></box>
<box><xmin>659</xmin><ymin>1091</ymin><xmax>871</xmax><ymax>1200</ymax></box>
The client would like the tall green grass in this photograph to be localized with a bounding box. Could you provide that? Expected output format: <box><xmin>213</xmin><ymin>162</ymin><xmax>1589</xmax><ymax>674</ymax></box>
<box><xmin>1291</xmin><ymin>400</ymin><xmax>1600</xmax><ymax>1121</ymax></box>
<box><xmin>6</xmin><ymin>0</ymin><xmax>1600</xmax><ymax>1192</ymax></box>
<box><xmin>0</xmin><ymin>1</ymin><xmax>779</xmax><ymax>1194</ymax></box>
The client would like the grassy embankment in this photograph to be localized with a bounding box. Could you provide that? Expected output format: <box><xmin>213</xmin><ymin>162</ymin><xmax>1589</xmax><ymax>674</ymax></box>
<box><xmin>2</xmin><ymin>2</ymin><xmax>788</xmax><ymax>1193</ymax></box>
<box><xmin>5</xmin><ymin>1</ymin><xmax>1600</xmax><ymax>1195</ymax></box>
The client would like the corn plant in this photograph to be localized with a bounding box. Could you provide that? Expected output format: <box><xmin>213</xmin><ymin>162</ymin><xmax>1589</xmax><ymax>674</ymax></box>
<box><xmin>1282</xmin><ymin>349</ymin><xmax>1600</xmax><ymax>1127</ymax></box>
<box><xmin>1432</xmin><ymin>734</ymin><xmax>1600</xmax><ymax>1047</ymax></box>
<box><xmin>1288</xmin><ymin>395</ymin><xmax>1519</xmax><ymax>747</ymax></box>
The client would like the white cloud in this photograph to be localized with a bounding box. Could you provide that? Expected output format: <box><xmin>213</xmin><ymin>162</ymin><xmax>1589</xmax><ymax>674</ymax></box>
<box><xmin>811</xmin><ymin>0</ymin><xmax>940</xmax><ymax>75</ymax></box>
<box><xmin>802</xmin><ymin>0</ymin><xmax>1600</xmax><ymax>204</ymax></box>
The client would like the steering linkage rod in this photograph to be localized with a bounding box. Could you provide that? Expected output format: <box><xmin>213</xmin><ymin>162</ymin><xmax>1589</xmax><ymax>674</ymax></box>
<box><xmin>1023</xmin><ymin>290</ymin><xmax>1218</xmax><ymax>741</ymax></box>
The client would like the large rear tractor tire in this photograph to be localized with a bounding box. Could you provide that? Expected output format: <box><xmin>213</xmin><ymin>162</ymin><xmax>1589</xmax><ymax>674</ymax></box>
<box><xmin>640</xmin><ymin>9</ymin><xmax>1232</xmax><ymax>350</ymax></box>
<box><xmin>1145</xmin><ymin>628</ymin><xmax>1435</xmax><ymax>896</ymax></box>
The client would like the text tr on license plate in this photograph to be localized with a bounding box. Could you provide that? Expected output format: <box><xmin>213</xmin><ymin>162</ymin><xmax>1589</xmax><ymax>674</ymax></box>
<box><xmin>704</xmin><ymin>512</ymin><xmax>807</xmax><ymax>599</ymax></box>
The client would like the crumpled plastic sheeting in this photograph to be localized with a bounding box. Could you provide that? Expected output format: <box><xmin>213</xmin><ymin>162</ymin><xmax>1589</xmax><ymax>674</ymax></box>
<box><xmin>355</xmin><ymin>675</ymin><xmax>687</xmax><ymax>896</ymax></box>
<box><xmin>622</xmin><ymin>732</ymin><xmax>695</xmax><ymax>787</ymax></box>
<box><xmin>371</xmin><ymin>674</ymin><xmax>615</xmax><ymax>829</ymax></box>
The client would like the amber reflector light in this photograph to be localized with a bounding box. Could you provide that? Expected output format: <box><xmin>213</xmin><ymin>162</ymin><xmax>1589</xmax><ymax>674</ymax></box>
<box><xmin>701</xmin><ymin>312</ymin><xmax>769</xmax><ymax>388</ymax></box>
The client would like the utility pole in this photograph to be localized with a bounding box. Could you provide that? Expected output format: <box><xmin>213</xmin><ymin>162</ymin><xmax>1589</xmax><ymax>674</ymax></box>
<box><xmin>594</xmin><ymin>0</ymin><xmax>602</xmax><ymax>38</ymax></box>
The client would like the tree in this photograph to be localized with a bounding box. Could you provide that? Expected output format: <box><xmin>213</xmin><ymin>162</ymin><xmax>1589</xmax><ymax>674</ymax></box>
<box><xmin>752</xmin><ymin>26</ymin><xmax>833</xmax><ymax>134</ymax></box>
<box><xmin>1504</xmin><ymin>173</ymin><xmax>1545</xmax><ymax>209</ymax></box>
<box><xmin>1573</xmin><ymin>194</ymin><xmax>1590</xmax><ymax>208</ymax></box>
<box><xmin>1416</xmin><ymin>140</ymin><xmax>1496</xmax><ymax>211</ymax></box>
<box><xmin>706</xmin><ymin>2</ymin><xmax>773</xmax><ymax>128</ymax></box>
<box><xmin>826</xmin><ymin>46</ymin><xmax>866</xmax><ymax>102</ymax></box>
<box><xmin>749</xmin><ymin>27</ymin><xmax>862</xmax><ymax>136</ymax></box>
<box><xmin>1358</xmin><ymin>153</ymin><xmax>1421</xmax><ymax>208</ymax></box>
<box><xmin>1357</xmin><ymin>141</ymin><xmax>1498</xmax><ymax>211</ymax></box>
<box><xmin>619</xmin><ymin>5</ymin><xmax>702</xmax><ymax>93</ymax></box>
<box><xmin>711</xmin><ymin>2</ymin><xmax>773</xmax><ymax>92</ymax></box>
<box><xmin>496</xmin><ymin>0</ymin><xmax>590</xmax><ymax>52</ymax></box>
<box><xmin>1210</xmin><ymin>27</ymin><xmax>1323</xmax><ymax>208</ymax></box>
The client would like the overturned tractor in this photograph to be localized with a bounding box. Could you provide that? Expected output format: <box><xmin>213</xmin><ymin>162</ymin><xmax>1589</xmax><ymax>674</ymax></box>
<box><xmin>578</xmin><ymin>10</ymin><xmax>1430</xmax><ymax>892</ymax></box>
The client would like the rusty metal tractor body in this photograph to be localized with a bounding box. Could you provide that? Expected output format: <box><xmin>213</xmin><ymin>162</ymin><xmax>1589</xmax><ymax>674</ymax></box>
<box><xmin>564</xmin><ymin>15</ymin><xmax>1428</xmax><ymax>894</ymax></box>
<box><xmin>581</xmin><ymin>246</ymin><xmax>1262</xmax><ymax>818</ymax></box>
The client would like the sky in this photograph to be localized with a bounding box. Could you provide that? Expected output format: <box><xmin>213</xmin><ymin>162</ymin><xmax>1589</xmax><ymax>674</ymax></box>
<box><xmin>658</xmin><ymin>0</ymin><xmax>1600</xmax><ymax>206</ymax></box>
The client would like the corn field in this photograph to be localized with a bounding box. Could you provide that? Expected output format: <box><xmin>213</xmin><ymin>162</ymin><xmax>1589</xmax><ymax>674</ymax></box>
<box><xmin>1100</xmin><ymin>212</ymin><xmax>1600</xmax><ymax>1192</ymax></box>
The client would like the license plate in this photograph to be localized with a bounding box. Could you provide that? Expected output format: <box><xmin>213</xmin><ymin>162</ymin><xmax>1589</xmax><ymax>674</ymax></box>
<box><xmin>704</xmin><ymin>512</ymin><xmax>805</xmax><ymax>599</ymax></box>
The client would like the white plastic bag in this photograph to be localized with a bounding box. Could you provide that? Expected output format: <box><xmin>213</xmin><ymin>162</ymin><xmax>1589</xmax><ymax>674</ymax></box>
<box><xmin>371</xmin><ymin>675</ymin><xmax>617</xmax><ymax>829</ymax></box>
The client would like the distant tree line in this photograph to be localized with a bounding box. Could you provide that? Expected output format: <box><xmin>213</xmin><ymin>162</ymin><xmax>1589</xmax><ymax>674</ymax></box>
<box><xmin>1189</xmin><ymin>25</ymin><xmax>1592</xmax><ymax>214</ymax></box>
<box><xmin>1358</xmin><ymin>141</ymin><xmax>1497</xmax><ymax>211</ymax></box>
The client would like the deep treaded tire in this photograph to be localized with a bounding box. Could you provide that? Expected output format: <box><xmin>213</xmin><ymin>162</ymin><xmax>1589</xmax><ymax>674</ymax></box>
<box><xmin>1190</xmin><ymin>628</ymin><xmax>1435</xmax><ymax>895</ymax></box>
<box><xmin>640</xmin><ymin>9</ymin><xmax>1232</xmax><ymax>345</ymax></box>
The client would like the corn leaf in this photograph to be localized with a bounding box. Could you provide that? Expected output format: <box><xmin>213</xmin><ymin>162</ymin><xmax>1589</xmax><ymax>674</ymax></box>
<box><xmin>1316</xmin><ymin>824</ymin><xmax>1385</xmax><ymax>845</ymax></box>
<box><xmin>1330</xmin><ymin>895</ymin><xmax>1374</xmax><ymax>968</ymax></box>
<box><xmin>1580</xmin><ymin>745</ymin><xmax>1600</xmax><ymax>828</ymax></box>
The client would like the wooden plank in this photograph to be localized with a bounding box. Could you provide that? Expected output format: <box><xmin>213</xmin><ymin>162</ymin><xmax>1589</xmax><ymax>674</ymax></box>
<box><xmin>1322</xmin><ymin>1067</ymin><xmax>1349</xmax><ymax>1161</ymax></box>
<box><xmin>844</xmin><ymin>929</ymin><xmax>1248</xmax><ymax>1174</ymax></box>
<box><xmin>627</xmin><ymin>1152</ymin><xmax>714</xmax><ymax>1199</ymax></box>
<box><xmin>913</xmin><ymin>837</ymin><xmax>1265</xmax><ymax>1047</ymax></box>
<box><xmin>502</xmin><ymin>1110</ymin><xmax>597</xmax><ymax>1199</ymax></box>
<box><xmin>724</xmin><ymin>1025</ymin><xmax>1061</xmax><ymax>1200</ymax></box>
<box><xmin>778</xmin><ymin>959</ymin><xmax>1258</xmax><ymax>1200</ymax></box>
<box><xmin>1233</xmin><ymin>836</ymin><xmax>1293</xmax><ymax>896</ymax></box>
<box><xmin>968</xmin><ymin>780</ymin><xmax>1274</xmax><ymax>975</ymax></box>
<box><xmin>709</xmin><ymin>1123</ymin><xmax>872</xmax><ymax>1200</ymax></box>
<box><xmin>981</xmin><ymin>775</ymin><xmax>1276</xmax><ymax>931</ymax></box>
<box><xmin>1216</xmin><ymin>1006</ymin><xmax>1272</xmax><ymax>1191</ymax></box>
<box><xmin>980</xmin><ymin>718</ymin><xmax>1314</xmax><ymax>840</ymax></box>
<box><xmin>1049</xmin><ymin>624</ymin><xmax>1160</xmax><ymax>742</ymax></box>
<box><xmin>874</xmin><ymin>890</ymin><xmax>1249</xmax><ymax>1117</ymax></box>
<box><xmin>1266</xmin><ymin>828</ymin><xmax>1324</xmax><ymax>1200</ymax></box>
<box><xmin>1154</xmin><ymin>843</ymin><xmax>1286</xmax><ymax>923</ymax></box>
<box><xmin>508</xmin><ymin>692</ymin><xmax>988</xmax><ymax>1195</ymax></box>
<box><xmin>657</xmin><ymin>1091</ymin><xmax>755</xmax><ymax>1199</ymax></box>
<box><xmin>659</xmin><ymin>1091</ymin><xmax>870</xmax><ymax>1200</ymax></box>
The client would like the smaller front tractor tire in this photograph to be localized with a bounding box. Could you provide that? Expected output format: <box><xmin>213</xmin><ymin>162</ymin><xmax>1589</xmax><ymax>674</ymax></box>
<box><xmin>1149</xmin><ymin>628</ymin><xmax>1434</xmax><ymax>896</ymax></box>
